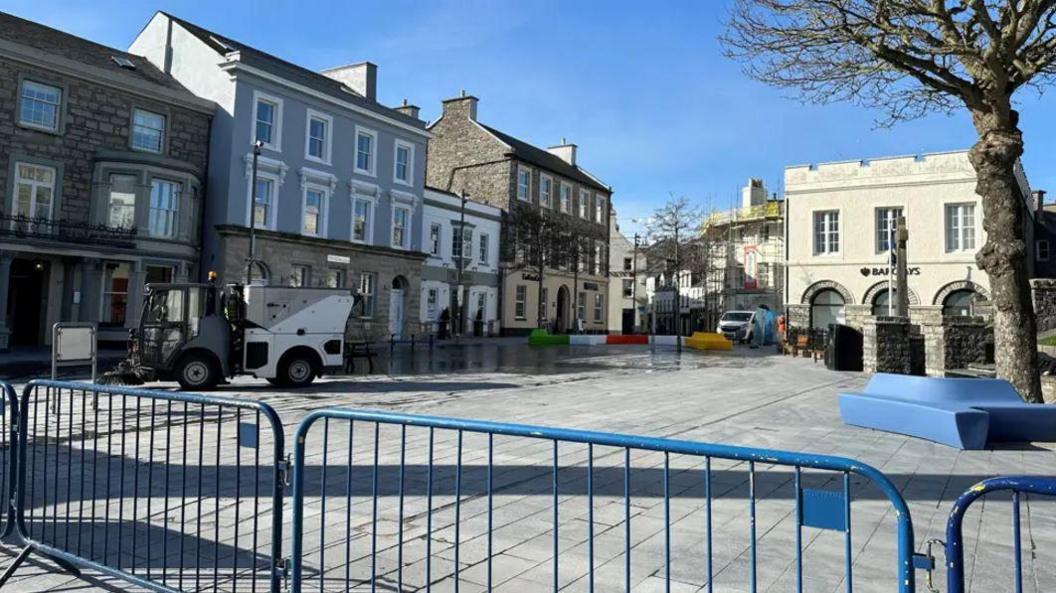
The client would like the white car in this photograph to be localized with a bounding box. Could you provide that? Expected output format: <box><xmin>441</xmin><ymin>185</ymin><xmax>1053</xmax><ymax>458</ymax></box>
<box><xmin>717</xmin><ymin>310</ymin><xmax>756</xmax><ymax>343</ymax></box>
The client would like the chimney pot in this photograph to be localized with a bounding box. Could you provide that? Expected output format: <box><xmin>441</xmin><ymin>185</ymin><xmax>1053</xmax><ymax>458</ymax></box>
<box><xmin>321</xmin><ymin>62</ymin><xmax>377</xmax><ymax>101</ymax></box>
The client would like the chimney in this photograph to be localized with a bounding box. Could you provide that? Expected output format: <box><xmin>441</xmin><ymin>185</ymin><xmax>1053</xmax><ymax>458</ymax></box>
<box><xmin>441</xmin><ymin>89</ymin><xmax>478</xmax><ymax>121</ymax></box>
<box><xmin>395</xmin><ymin>98</ymin><xmax>421</xmax><ymax>120</ymax></box>
<box><xmin>1035</xmin><ymin>190</ymin><xmax>1047</xmax><ymax>214</ymax></box>
<box><xmin>741</xmin><ymin>178</ymin><xmax>766</xmax><ymax>209</ymax></box>
<box><xmin>547</xmin><ymin>137</ymin><xmax>577</xmax><ymax>166</ymax></box>
<box><xmin>321</xmin><ymin>62</ymin><xmax>377</xmax><ymax>101</ymax></box>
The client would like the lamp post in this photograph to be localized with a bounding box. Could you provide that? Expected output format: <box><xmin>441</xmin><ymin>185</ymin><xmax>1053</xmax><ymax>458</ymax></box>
<box><xmin>455</xmin><ymin>191</ymin><xmax>467</xmax><ymax>339</ymax></box>
<box><xmin>245</xmin><ymin>140</ymin><xmax>264</xmax><ymax>285</ymax></box>
<box><xmin>632</xmin><ymin>232</ymin><xmax>640</xmax><ymax>333</ymax></box>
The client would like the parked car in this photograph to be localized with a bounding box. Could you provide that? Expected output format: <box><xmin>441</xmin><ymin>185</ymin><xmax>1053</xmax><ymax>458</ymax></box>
<box><xmin>717</xmin><ymin>310</ymin><xmax>755</xmax><ymax>343</ymax></box>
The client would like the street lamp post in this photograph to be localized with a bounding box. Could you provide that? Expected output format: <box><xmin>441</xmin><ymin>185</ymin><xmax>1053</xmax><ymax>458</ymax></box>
<box><xmin>455</xmin><ymin>191</ymin><xmax>468</xmax><ymax>339</ymax></box>
<box><xmin>632</xmin><ymin>233</ymin><xmax>640</xmax><ymax>333</ymax></box>
<box><xmin>245</xmin><ymin>140</ymin><xmax>264</xmax><ymax>284</ymax></box>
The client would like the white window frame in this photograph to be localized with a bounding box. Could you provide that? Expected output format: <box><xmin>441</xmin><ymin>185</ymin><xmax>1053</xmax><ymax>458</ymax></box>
<box><xmin>945</xmin><ymin>202</ymin><xmax>977</xmax><ymax>253</ymax></box>
<box><xmin>391</xmin><ymin>204</ymin><xmax>412</xmax><ymax>250</ymax></box>
<box><xmin>359</xmin><ymin>272</ymin><xmax>377</xmax><ymax>318</ymax></box>
<box><xmin>354</xmin><ymin>125</ymin><xmax>378</xmax><ymax>177</ymax></box>
<box><xmin>594</xmin><ymin>195</ymin><xmax>604</xmax><ymax>223</ymax></box>
<box><xmin>579</xmin><ymin>189</ymin><xmax>590</xmax><ymax>219</ymax></box>
<box><xmin>251</xmin><ymin>90</ymin><xmax>283</xmax><ymax>151</ymax></box>
<box><xmin>594</xmin><ymin>293</ymin><xmax>603</xmax><ymax>322</ymax></box>
<box><xmin>19</xmin><ymin>79</ymin><xmax>62</xmax><ymax>132</ymax></box>
<box><xmin>246</xmin><ymin>170</ymin><xmax>279</xmax><ymax>231</ymax></box>
<box><xmin>107</xmin><ymin>173</ymin><xmax>137</xmax><ymax>229</ymax></box>
<box><xmin>147</xmin><ymin>178</ymin><xmax>180</xmax><ymax>239</ymax></box>
<box><xmin>517</xmin><ymin>166</ymin><xmax>532</xmax><ymax>202</ymax></box>
<box><xmin>393</xmin><ymin>139</ymin><xmax>415</xmax><ymax>186</ymax></box>
<box><xmin>560</xmin><ymin>182</ymin><xmax>571</xmax><ymax>213</ymax></box>
<box><xmin>874</xmin><ymin>207</ymin><xmax>903</xmax><ymax>254</ymax></box>
<box><xmin>350</xmin><ymin>194</ymin><xmax>376</xmax><ymax>244</ymax></box>
<box><xmin>514</xmin><ymin>285</ymin><xmax>527</xmax><ymax>320</ymax></box>
<box><xmin>429</xmin><ymin>222</ymin><xmax>442</xmax><ymax>256</ymax></box>
<box><xmin>304</xmin><ymin>109</ymin><xmax>333</xmax><ymax>165</ymax></box>
<box><xmin>813</xmin><ymin>210</ymin><xmax>840</xmax><ymax>256</ymax></box>
<box><xmin>290</xmin><ymin>264</ymin><xmax>311</xmax><ymax>287</ymax></box>
<box><xmin>1038</xmin><ymin>240</ymin><xmax>1051</xmax><ymax>262</ymax></box>
<box><xmin>301</xmin><ymin>181</ymin><xmax>330</xmax><ymax>237</ymax></box>
<box><xmin>12</xmin><ymin>162</ymin><xmax>57</xmax><ymax>221</ymax></box>
<box><xmin>131</xmin><ymin>108</ymin><xmax>166</xmax><ymax>154</ymax></box>
<box><xmin>479</xmin><ymin>232</ymin><xmax>489</xmax><ymax>264</ymax></box>
<box><xmin>539</xmin><ymin>174</ymin><xmax>553</xmax><ymax>209</ymax></box>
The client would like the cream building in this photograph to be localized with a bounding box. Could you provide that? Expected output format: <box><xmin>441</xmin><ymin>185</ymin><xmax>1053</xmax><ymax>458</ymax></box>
<box><xmin>607</xmin><ymin>210</ymin><xmax>648</xmax><ymax>334</ymax></box>
<box><xmin>784</xmin><ymin>150</ymin><xmax>1036</xmax><ymax>331</ymax></box>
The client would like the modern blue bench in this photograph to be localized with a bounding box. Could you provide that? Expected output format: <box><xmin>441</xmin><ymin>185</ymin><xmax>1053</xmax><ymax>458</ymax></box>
<box><xmin>838</xmin><ymin>373</ymin><xmax>1056</xmax><ymax>450</ymax></box>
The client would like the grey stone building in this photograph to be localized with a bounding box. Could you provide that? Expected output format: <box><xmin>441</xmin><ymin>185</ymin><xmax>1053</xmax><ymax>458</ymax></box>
<box><xmin>0</xmin><ymin>12</ymin><xmax>213</xmax><ymax>348</ymax></box>
<box><xmin>131</xmin><ymin>12</ymin><xmax>430</xmax><ymax>341</ymax></box>
<box><xmin>426</xmin><ymin>93</ymin><xmax>613</xmax><ymax>335</ymax></box>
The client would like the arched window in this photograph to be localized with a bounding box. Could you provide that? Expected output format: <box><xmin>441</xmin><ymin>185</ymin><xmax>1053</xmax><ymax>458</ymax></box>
<box><xmin>811</xmin><ymin>288</ymin><xmax>845</xmax><ymax>330</ymax></box>
<box><xmin>943</xmin><ymin>289</ymin><xmax>975</xmax><ymax>317</ymax></box>
<box><xmin>871</xmin><ymin>288</ymin><xmax>904</xmax><ymax>316</ymax></box>
<box><xmin>243</xmin><ymin>261</ymin><xmax>270</xmax><ymax>286</ymax></box>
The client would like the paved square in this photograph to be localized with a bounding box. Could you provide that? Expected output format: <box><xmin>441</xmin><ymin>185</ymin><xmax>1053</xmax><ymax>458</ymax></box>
<box><xmin>1</xmin><ymin>343</ymin><xmax>1053</xmax><ymax>593</ymax></box>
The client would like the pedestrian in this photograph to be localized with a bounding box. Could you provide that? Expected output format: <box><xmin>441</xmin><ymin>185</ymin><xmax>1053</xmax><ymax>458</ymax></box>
<box><xmin>438</xmin><ymin>307</ymin><xmax>450</xmax><ymax>340</ymax></box>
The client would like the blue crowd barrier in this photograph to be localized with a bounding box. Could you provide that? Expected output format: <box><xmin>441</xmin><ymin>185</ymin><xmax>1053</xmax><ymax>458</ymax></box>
<box><xmin>0</xmin><ymin>380</ymin><xmax>287</xmax><ymax>593</ymax></box>
<box><xmin>288</xmin><ymin>408</ymin><xmax>918</xmax><ymax>593</ymax></box>
<box><xmin>945</xmin><ymin>476</ymin><xmax>1056</xmax><ymax>593</ymax></box>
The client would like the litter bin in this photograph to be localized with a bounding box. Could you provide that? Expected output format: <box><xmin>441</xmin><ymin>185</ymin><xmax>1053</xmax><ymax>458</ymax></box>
<box><xmin>825</xmin><ymin>323</ymin><xmax>863</xmax><ymax>371</ymax></box>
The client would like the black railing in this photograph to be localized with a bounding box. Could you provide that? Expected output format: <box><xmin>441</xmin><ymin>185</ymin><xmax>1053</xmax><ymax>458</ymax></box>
<box><xmin>0</xmin><ymin>214</ymin><xmax>137</xmax><ymax>248</ymax></box>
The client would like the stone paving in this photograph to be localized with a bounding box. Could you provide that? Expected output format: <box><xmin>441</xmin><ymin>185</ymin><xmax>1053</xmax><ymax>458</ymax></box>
<box><xmin>1</xmin><ymin>344</ymin><xmax>1054</xmax><ymax>592</ymax></box>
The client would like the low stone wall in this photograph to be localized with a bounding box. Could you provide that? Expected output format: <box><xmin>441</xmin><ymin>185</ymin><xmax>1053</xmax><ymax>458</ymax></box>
<box><xmin>1032</xmin><ymin>278</ymin><xmax>1056</xmax><ymax>333</ymax></box>
<box><xmin>921</xmin><ymin>315</ymin><xmax>989</xmax><ymax>377</ymax></box>
<box><xmin>862</xmin><ymin>316</ymin><xmax>912</xmax><ymax>375</ymax></box>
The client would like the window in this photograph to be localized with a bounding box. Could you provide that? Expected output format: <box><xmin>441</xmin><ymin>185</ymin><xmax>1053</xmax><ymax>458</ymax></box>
<box><xmin>595</xmin><ymin>195</ymin><xmax>604</xmax><ymax>223</ymax></box>
<box><xmin>813</xmin><ymin>210</ymin><xmax>840</xmax><ymax>255</ymax></box>
<box><xmin>560</xmin><ymin>183</ymin><xmax>571</xmax><ymax>213</ymax></box>
<box><xmin>540</xmin><ymin>287</ymin><xmax>549</xmax><ymax>320</ymax></box>
<box><xmin>305</xmin><ymin>111</ymin><xmax>331</xmax><ymax>163</ymax></box>
<box><xmin>324</xmin><ymin>269</ymin><xmax>345</xmax><ymax>288</ymax></box>
<box><xmin>145</xmin><ymin>265</ymin><xmax>174</xmax><ymax>284</ymax></box>
<box><xmin>540</xmin><ymin>175</ymin><xmax>553</xmax><ymax>208</ymax></box>
<box><xmin>514</xmin><ymin>285</ymin><xmax>527</xmax><ymax>320</ymax></box>
<box><xmin>359</xmin><ymin>272</ymin><xmax>376</xmax><ymax>317</ymax></box>
<box><xmin>107</xmin><ymin>174</ymin><xmax>137</xmax><ymax>229</ymax></box>
<box><xmin>352</xmin><ymin>197</ymin><xmax>373</xmax><ymax>243</ymax></box>
<box><xmin>394</xmin><ymin>140</ymin><xmax>413</xmax><ymax>185</ymax></box>
<box><xmin>101</xmin><ymin>262</ymin><xmax>130</xmax><ymax>325</ymax></box>
<box><xmin>811</xmin><ymin>289</ymin><xmax>845</xmax><ymax>330</ymax></box>
<box><xmin>289</xmin><ymin>265</ymin><xmax>310</xmax><ymax>287</ymax></box>
<box><xmin>623</xmin><ymin>279</ymin><xmax>633</xmax><ymax>298</ymax></box>
<box><xmin>392</xmin><ymin>206</ymin><xmax>410</xmax><ymax>249</ymax></box>
<box><xmin>302</xmin><ymin>186</ymin><xmax>327</xmax><ymax>236</ymax></box>
<box><xmin>429</xmin><ymin>223</ymin><xmax>442</xmax><ymax>255</ymax></box>
<box><xmin>1039</xmin><ymin>240</ymin><xmax>1051</xmax><ymax>262</ymax></box>
<box><xmin>132</xmin><ymin>108</ymin><xmax>166</xmax><ymax>153</ymax></box>
<box><xmin>148</xmin><ymin>179</ymin><xmax>179</xmax><ymax>238</ymax></box>
<box><xmin>13</xmin><ymin>163</ymin><xmax>55</xmax><ymax>222</ymax></box>
<box><xmin>623</xmin><ymin>257</ymin><xmax>632</xmax><ymax>272</ymax></box>
<box><xmin>452</xmin><ymin>225</ymin><xmax>472</xmax><ymax>262</ymax></box>
<box><xmin>579</xmin><ymin>190</ymin><xmax>589</xmax><ymax>218</ymax></box>
<box><xmin>577</xmin><ymin>291</ymin><xmax>586</xmax><ymax>320</ymax></box>
<box><xmin>875</xmin><ymin>207</ymin><xmax>902</xmax><ymax>253</ymax></box>
<box><xmin>355</xmin><ymin>127</ymin><xmax>377</xmax><ymax>175</ymax></box>
<box><xmin>945</xmin><ymin>203</ymin><xmax>976</xmax><ymax>252</ymax></box>
<box><xmin>252</xmin><ymin>177</ymin><xmax>275</xmax><ymax>229</ymax></box>
<box><xmin>19</xmin><ymin>80</ymin><xmax>61</xmax><ymax>131</ymax></box>
<box><xmin>943</xmin><ymin>289</ymin><xmax>975</xmax><ymax>317</ymax></box>
<box><xmin>871</xmin><ymin>288</ymin><xmax>900</xmax><ymax>317</ymax></box>
<box><xmin>594</xmin><ymin>294</ymin><xmax>603</xmax><ymax>322</ymax></box>
<box><xmin>479</xmin><ymin>233</ymin><xmax>489</xmax><ymax>264</ymax></box>
<box><xmin>517</xmin><ymin>167</ymin><xmax>531</xmax><ymax>201</ymax></box>
<box><xmin>426</xmin><ymin>288</ymin><xmax>438</xmax><ymax>319</ymax></box>
<box><xmin>594</xmin><ymin>243</ymin><xmax>603</xmax><ymax>275</ymax></box>
<box><xmin>253</xmin><ymin>93</ymin><xmax>282</xmax><ymax>149</ymax></box>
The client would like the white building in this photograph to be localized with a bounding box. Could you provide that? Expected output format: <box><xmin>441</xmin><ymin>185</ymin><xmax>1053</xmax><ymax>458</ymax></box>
<box><xmin>784</xmin><ymin>150</ymin><xmax>1036</xmax><ymax>331</ymax></box>
<box><xmin>420</xmin><ymin>188</ymin><xmax>501</xmax><ymax>336</ymax></box>
<box><xmin>607</xmin><ymin>210</ymin><xmax>648</xmax><ymax>333</ymax></box>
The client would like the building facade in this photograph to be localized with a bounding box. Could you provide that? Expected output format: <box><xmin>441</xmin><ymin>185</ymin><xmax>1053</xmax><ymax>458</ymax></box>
<box><xmin>607</xmin><ymin>210</ymin><xmax>647</xmax><ymax>334</ymax></box>
<box><xmin>426</xmin><ymin>93</ymin><xmax>612</xmax><ymax>335</ymax></box>
<box><xmin>420</xmin><ymin>188</ymin><xmax>501</xmax><ymax>336</ymax></box>
<box><xmin>784</xmin><ymin>150</ymin><xmax>1036</xmax><ymax>332</ymax></box>
<box><xmin>131</xmin><ymin>12</ymin><xmax>430</xmax><ymax>341</ymax></box>
<box><xmin>0</xmin><ymin>13</ymin><xmax>213</xmax><ymax>348</ymax></box>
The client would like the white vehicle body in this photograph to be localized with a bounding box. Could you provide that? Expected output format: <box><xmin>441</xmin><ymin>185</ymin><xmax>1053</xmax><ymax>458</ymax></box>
<box><xmin>716</xmin><ymin>310</ymin><xmax>756</xmax><ymax>343</ymax></box>
<box><xmin>241</xmin><ymin>286</ymin><xmax>354</xmax><ymax>380</ymax></box>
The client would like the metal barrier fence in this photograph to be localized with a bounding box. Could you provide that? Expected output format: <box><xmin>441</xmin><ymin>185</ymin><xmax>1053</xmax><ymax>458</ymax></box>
<box><xmin>289</xmin><ymin>409</ymin><xmax>918</xmax><ymax>593</ymax></box>
<box><xmin>945</xmin><ymin>476</ymin><xmax>1056</xmax><ymax>593</ymax></box>
<box><xmin>0</xmin><ymin>382</ymin><xmax>18</xmax><ymax>540</ymax></box>
<box><xmin>0</xmin><ymin>380</ymin><xmax>286</xmax><ymax>593</ymax></box>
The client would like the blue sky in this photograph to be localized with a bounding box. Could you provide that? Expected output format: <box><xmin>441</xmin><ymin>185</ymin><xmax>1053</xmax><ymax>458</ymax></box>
<box><xmin>9</xmin><ymin>1</ymin><xmax>1054</xmax><ymax>235</ymax></box>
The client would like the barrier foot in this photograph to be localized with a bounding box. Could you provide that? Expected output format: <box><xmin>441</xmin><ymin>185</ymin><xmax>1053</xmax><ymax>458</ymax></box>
<box><xmin>0</xmin><ymin>546</ymin><xmax>32</xmax><ymax>588</ymax></box>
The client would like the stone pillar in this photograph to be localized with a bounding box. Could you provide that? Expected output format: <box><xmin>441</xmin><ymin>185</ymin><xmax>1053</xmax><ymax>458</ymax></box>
<box><xmin>785</xmin><ymin>304</ymin><xmax>809</xmax><ymax>329</ymax></box>
<box><xmin>862</xmin><ymin>316</ymin><xmax>912</xmax><ymax>375</ymax></box>
<box><xmin>128</xmin><ymin>261</ymin><xmax>145</xmax><ymax>330</ymax></box>
<box><xmin>1031</xmin><ymin>278</ymin><xmax>1056</xmax><ymax>333</ymax></box>
<box><xmin>843</xmin><ymin>304</ymin><xmax>873</xmax><ymax>332</ymax></box>
<box><xmin>915</xmin><ymin>306</ymin><xmax>946</xmax><ymax>377</ymax></box>
<box><xmin>0</xmin><ymin>251</ymin><xmax>13</xmax><ymax>351</ymax></box>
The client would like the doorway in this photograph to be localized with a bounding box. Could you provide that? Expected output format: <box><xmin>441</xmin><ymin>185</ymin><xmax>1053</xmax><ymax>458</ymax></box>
<box><xmin>8</xmin><ymin>258</ymin><xmax>49</xmax><ymax>346</ymax></box>
<box><xmin>556</xmin><ymin>285</ymin><xmax>570</xmax><ymax>333</ymax></box>
<box><xmin>389</xmin><ymin>276</ymin><xmax>407</xmax><ymax>340</ymax></box>
<box><xmin>621</xmin><ymin>308</ymin><xmax>634</xmax><ymax>334</ymax></box>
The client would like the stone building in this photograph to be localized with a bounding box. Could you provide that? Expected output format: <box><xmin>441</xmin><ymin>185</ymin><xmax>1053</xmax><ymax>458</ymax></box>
<box><xmin>131</xmin><ymin>12</ymin><xmax>430</xmax><ymax>341</ymax></box>
<box><xmin>0</xmin><ymin>12</ymin><xmax>213</xmax><ymax>348</ymax></box>
<box><xmin>426</xmin><ymin>93</ymin><xmax>612</xmax><ymax>335</ymax></box>
<box><xmin>420</xmin><ymin>188</ymin><xmax>501</xmax><ymax>336</ymax></box>
<box><xmin>784</xmin><ymin>150</ymin><xmax>1037</xmax><ymax>335</ymax></box>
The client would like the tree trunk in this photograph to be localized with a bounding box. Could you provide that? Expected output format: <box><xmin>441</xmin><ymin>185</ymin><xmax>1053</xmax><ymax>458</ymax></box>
<box><xmin>968</xmin><ymin>113</ymin><xmax>1041</xmax><ymax>402</ymax></box>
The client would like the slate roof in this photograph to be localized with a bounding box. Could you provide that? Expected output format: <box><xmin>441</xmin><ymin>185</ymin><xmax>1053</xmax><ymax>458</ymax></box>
<box><xmin>160</xmin><ymin>12</ymin><xmax>425</xmax><ymax>130</ymax></box>
<box><xmin>0</xmin><ymin>11</ymin><xmax>198</xmax><ymax>97</ymax></box>
<box><xmin>478</xmin><ymin>124</ymin><xmax>610</xmax><ymax>193</ymax></box>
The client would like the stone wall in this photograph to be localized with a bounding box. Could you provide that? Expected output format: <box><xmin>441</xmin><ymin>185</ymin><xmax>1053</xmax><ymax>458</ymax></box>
<box><xmin>785</xmin><ymin>304</ymin><xmax>808</xmax><ymax>329</ymax></box>
<box><xmin>921</xmin><ymin>315</ymin><xmax>989</xmax><ymax>376</ymax></box>
<box><xmin>1031</xmin><ymin>278</ymin><xmax>1056</xmax><ymax>333</ymax></box>
<box><xmin>843</xmin><ymin>304</ymin><xmax>872</xmax><ymax>332</ymax></box>
<box><xmin>862</xmin><ymin>316</ymin><xmax>912</xmax><ymax>375</ymax></box>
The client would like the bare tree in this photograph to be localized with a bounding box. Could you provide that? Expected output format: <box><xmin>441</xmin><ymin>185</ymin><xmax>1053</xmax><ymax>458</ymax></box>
<box><xmin>724</xmin><ymin>1</ymin><xmax>1056</xmax><ymax>401</ymax></box>
<box><xmin>644</xmin><ymin>196</ymin><xmax>703</xmax><ymax>336</ymax></box>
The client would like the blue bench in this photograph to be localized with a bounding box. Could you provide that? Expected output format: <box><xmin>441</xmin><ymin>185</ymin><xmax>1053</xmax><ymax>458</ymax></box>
<box><xmin>838</xmin><ymin>373</ymin><xmax>1056</xmax><ymax>450</ymax></box>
